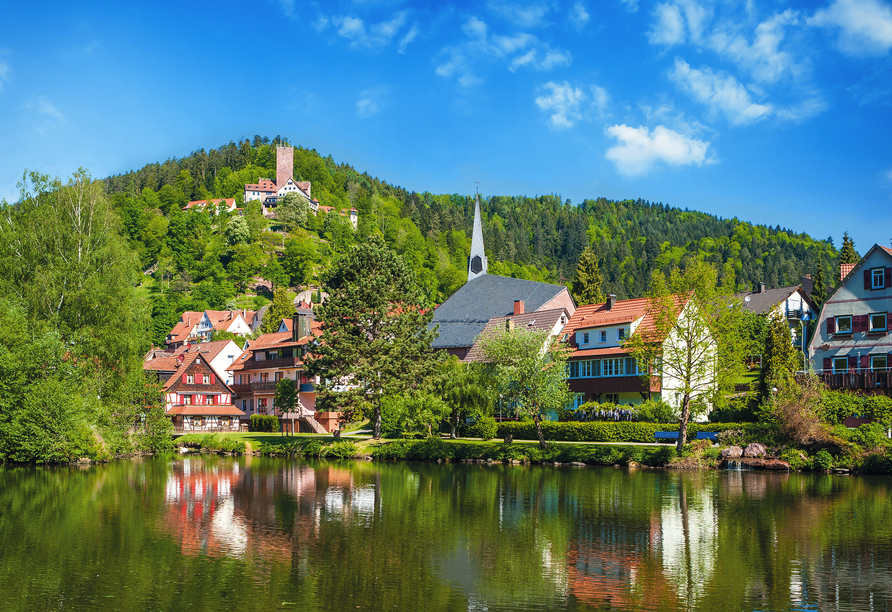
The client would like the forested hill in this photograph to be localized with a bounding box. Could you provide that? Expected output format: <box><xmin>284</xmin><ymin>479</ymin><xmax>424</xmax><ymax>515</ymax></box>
<box><xmin>103</xmin><ymin>136</ymin><xmax>841</xmax><ymax>341</ymax></box>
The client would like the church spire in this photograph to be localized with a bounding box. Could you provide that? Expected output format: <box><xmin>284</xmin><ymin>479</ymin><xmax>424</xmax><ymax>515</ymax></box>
<box><xmin>467</xmin><ymin>194</ymin><xmax>487</xmax><ymax>281</ymax></box>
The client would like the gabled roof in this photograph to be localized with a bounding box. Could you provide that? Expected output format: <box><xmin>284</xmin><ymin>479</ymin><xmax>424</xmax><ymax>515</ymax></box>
<box><xmin>184</xmin><ymin>198</ymin><xmax>236</xmax><ymax>210</ymax></box>
<box><xmin>167</xmin><ymin>311</ymin><xmax>203</xmax><ymax>344</ymax></box>
<box><xmin>430</xmin><ymin>274</ymin><xmax>572</xmax><ymax>349</ymax></box>
<box><xmin>161</xmin><ymin>352</ymin><xmax>234</xmax><ymax>394</ymax></box>
<box><xmin>733</xmin><ymin>285</ymin><xmax>816</xmax><ymax>315</ymax></box>
<box><xmin>226</xmin><ymin>322</ymin><xmax>322</xmax><ymax>372</ymax></box>
<box><xmin>827</xmin><ymin>243</ymin><xmax>892</xmax><ymax>300</ymax></box>
<box><xmin>463</xmin><ymin>308</ymin><xmax>569</xmax><ymax>363</ymax></box>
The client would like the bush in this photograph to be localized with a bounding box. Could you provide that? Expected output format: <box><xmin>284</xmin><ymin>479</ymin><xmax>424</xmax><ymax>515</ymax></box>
<box><xmin>814</xmin><ymin>449</ymin><xmax>833</xmax><ymax>471</ymax></box>
<box><xmin>250</xmin><ymin>415</ymin><xmax>280</xmax><ymax>432</ymax></box>
<box><xmin>634</xmin><ymin>399</ymin><xmax>676</xmax><ymax>423</ymax></box>
<box><xmin>819</xmin><ymin>390</ymin><xmax>864</xmax><ymax>425</ymax></box>
<box><xmin>487</xmin><ymin>420</ymin><xmax>752</xmax><ymax>443</ymax></box>
<box><xmin>471</xmin><ymin>416</ymin><xmax>497</xmax><ymax>440</ymax></box>
<box><xmin>709</xmin><ymin>405</ymin><xmax>757</xmax><ymax>423</ymax></box>
<box><xmin>779</xmin><ymin>448</ymin><xmax>810</xmax><ymax>470</ymax></box>
<box><xmin>177</xmin><ymin>434</ymin><xmax>246</xmax><ymax>454</ymax></box>
<box><xmin>864</xmin><ymin>396</ymin><xmax>892</xmax><ymax>426</ymax></box>
<box><xmin>325</xmin><ymin>441</ymin><xmax>358</xmax><ymax>459</ymax></box>
<box><xmin>849</xmin><ymin>422</ymin><xmax>889</xmax><ymax>449</ymax></box>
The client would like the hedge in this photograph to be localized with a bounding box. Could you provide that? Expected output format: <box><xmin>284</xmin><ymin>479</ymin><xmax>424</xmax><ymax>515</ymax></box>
<box><xmin>250</xmin><ymin>414</ymin><xmax>280</xmax><ymax>432</ymax></box>
<box><xmin>459</xmin><ymin>421</ymin><xmax>754</xmax><ymax>443</ymax></box>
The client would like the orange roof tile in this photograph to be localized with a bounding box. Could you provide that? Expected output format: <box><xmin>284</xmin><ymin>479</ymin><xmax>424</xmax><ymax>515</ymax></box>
<box><xmin>167</xmin><ymin>405</ymin><xmax>245</xmax><ymax>416</ymax></box>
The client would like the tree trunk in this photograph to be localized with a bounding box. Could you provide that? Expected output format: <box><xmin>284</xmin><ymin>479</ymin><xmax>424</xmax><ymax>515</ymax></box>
<box><xmin>676</xmin><ymin>394</ymin><xmax>691</xmax><ymax>455</ymax></box>
<box><xmin>450</xmin><ymin>407</ymin><xmax>458</xmax><ymax>439</ymax></box>
<box><xmin>373</xmin><ymin>404</ymin><xmax>382</xmax><ymax>439</ymax></box>
<box><xmin>533</xmin><ymin>414</ymin><xmax>549</xmax><ymax>450</ymax></box>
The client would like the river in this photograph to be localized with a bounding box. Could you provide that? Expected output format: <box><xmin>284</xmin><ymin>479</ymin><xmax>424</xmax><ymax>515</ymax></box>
<box><xmin>2</xmin><ymin>456</ymin><xmax>892</xmax><ymax>611</ymax></box>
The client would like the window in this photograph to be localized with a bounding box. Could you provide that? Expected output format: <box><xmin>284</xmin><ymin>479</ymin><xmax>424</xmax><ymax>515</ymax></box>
<box><xmin>569</xmin><ymin>362</ymin><xmax>579</xmax><ymax>378</ymax></box>
<box><xmin>833</xmin><ymin>357</ymin><xmax>848</xmax><ymax>373</ymax></box>
<box><xmin>602</xmin><ymin>358</ymin><xmax>623</xmax><ymax>377</ymax></box>
<box><xmin>870</xmin><ymin>313</ymin><xmax>887</xmax><ymax>332</ymax></box>
<box><xmin>836</xmin><ymin>316</ymin><xmax>852</xmax><ymax>334</ymax></box>
<box><xmin>260</xmin><ymin>373</ymin><xmax>269</xmax><ymax>382</ymax></box>
<box><xmin>275</xmin><ymin>372</ymin><xmax>283</xmax><ymax>381</ymax></box>
<box><xmin>206</xmin><ymin>395</ymin><xmax>214</xmax><ymax>404</ymax></box>
<box><xmin>580</xmin><ymin>361</ymin><xmax>593</xmax><ymax>377</ymax></box>
<box><xmin>187</xmin><ymin>374</ymin><xmax>194</xmax><ymax>384</ymax></box>
<box><xmin>600</xmin><ymin>330</ymin><xmax>607</xmax><ymax>342</ymax></box>
<box><xmin>605</xmin><ymin>394</ymin><xmax>619</xmax><ymax>404</ymax></box>
<box><xmin>872</xmin><ymin>355</ymin><xmax>888</xmax><ymax>372</ymax></box>
<box><xmin>582</xmin><ymin>332</ymin><xmax>589</xmax><ymax>344</ymax></box>
<box><xmin>873</xmin><ymin>268</ymin><xmax>884</xmax><ymax>290</ymax></box>
<box><xmin>618</xmin><ymin>328</ymin><xmax>626</xmax><ymax>341</ymax></box>
<box><xmin>202</xmin><ymin>374</ymin><xmax>209</xmax><ymax>384</ymax></box>
<box><xmin>566</xmin><ymin>393</ymin><xmax>586</xmax><ymax>410</ymax></box>
<box><xmin>184</xmin><ymin>395</ymin><xmax>192</xmax><ymax>405</ymax></box>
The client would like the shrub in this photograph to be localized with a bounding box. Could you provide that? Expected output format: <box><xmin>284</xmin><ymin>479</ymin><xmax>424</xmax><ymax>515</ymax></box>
<box><xmin>819</xmin><ymin>390</ymin><xmax>864</xmax><ymax>425</ymax></box>
<box><xmin>779</xmin><ymin>448</ymin><xmax>810</xmax><ymax>470</ymax></box>
<box><xmin>471</xmin><ymin>416</ymin><xmax>497</xmax><ymax>440</ymax></box>
<box><xmin>813</xmin><ymin>449</ymin><xmax>833</xmax><ymax>471</ymax></box>
<box><xmin>634</xmin><ymin>399</ymin><xmax>676</xmax><ymax>423</ymax></box>
<box><xmin>864</xmin><ymin>396</ymin><xmax>892</xmax><ymax>426</ymax></box>
<box><xmin>250</xmin><ymin>415</ymin><xmax>280</xmax><ymax>432</ymax></box>
<box><xmin>849</xmin><ymin>422</ymin><xmax>889</xmax><ymax>450</ymax></box>
<box><xmin>325</xmin><ymin>441</ymin><xmax>358</xmax><ymax>459</ymax></box>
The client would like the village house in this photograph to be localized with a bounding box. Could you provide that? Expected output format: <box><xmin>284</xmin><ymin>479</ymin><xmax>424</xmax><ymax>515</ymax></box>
<box><xmin>156</xmin><ymin>351</ymin><xmax>244</xmax><ymax>432</ymax></box>
<box><xmin>226</xmin><ymin>312</ymin><xmax>335</xmax><ymax>433</ymax></box>
<box><xmin>243</xmin><ymin>146</ymin><xmax>358</xmax><ymax>228</ymax></box>
<box><xmin>735</xmin><ymin>281</ymin><xmax>818</xmax><ymax>356</ymax></box>
<box><xmin>561</xmin><ymin>293</ymin><xmax>714</xmax><ymax>411</ymax></box>
<box><xmin>166</xmin><ymin>309</ymin><xmax>257</xmax><ymax>350</ymax></box>
<box><xmin>462</xmin><ymin>302</ymin><xmax>571</xmax><ymax>363</ymax></box>
<box><xmin>184</xmin><ymin>198</ymin><xmax>239</xmax><ymax>214</ymax></box>
<box><xmin>430</xmin><ymin>195</ymin><xmax>576</xmax><ymax>359</ymax></box>
<box><xmin>808</xmin><ymin>244</ymin><xmax>892</xmax><ymax>394</ymax></box>
<box><xmin>144</xmin><ymin>339</ymin><xmax>242</xmax><ymax>386</ymax></box>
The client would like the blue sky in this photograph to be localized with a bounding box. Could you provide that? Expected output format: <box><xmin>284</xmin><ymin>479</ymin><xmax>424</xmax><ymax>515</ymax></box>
<box><xmin>1</xmin><ymin>0</ymin><xmax>891</xmax><ymax>253</ymax></box>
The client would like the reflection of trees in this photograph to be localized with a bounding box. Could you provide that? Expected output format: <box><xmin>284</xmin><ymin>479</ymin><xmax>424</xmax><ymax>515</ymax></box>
<box><xmin>6</xmin><ymin>459</ymin><xmax>892</xmax><ymax>610</ymax></box>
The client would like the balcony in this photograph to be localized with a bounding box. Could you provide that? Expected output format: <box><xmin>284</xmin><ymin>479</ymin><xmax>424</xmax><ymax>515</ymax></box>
<box><xmin>818</xmin><ymin>371</ymin><xmax>892</xmax><ymax>390</ymax></box>
<box><xmin>239</xmin><ymin>357</ymin><xmax>301</xmax><ymax>371</ymax></box>
<box><xmin>230</xmin><ymin>381</ymin><xmax>280</xmax><ymax>395</ymax></box>
<box><xmin>785</xmin><ymin>308</ymin><xmax>805</xmax><ymax>320</ymax></box>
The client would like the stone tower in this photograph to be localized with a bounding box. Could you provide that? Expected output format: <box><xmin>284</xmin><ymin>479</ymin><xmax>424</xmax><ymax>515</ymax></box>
<box><xmin>276</xmin><ymin>146</ymin><xmax>294</xmax><ymax>188</ymax></box>
<box><xmin>467</xmin><ymin>194</ymin><xmax>487</xmax><ymax>281</ymax></box>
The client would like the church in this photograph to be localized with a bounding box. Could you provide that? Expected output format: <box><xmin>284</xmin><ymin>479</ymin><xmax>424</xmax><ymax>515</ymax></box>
<box><xmin>430</xmin><ymin>195</ymin><xmax>577</xmax><ymax>359</ymax></box>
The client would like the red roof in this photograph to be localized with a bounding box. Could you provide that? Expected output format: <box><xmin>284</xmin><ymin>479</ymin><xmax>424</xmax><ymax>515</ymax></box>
<box><xmin>184</xmin><ymin>198</ymin><xmax>235</xmax><ymax>210</ymax></box>
<box><xmin>167</xmin><ymin>405</ymin><xmax>245</xmax><ymax>416</ymax></box>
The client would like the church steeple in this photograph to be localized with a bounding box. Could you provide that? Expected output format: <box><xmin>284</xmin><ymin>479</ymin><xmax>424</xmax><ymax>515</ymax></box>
<box><xmin>467</xmin><ymin>194</ymin><xmax>487</xmax><ymax>281</ymax></box>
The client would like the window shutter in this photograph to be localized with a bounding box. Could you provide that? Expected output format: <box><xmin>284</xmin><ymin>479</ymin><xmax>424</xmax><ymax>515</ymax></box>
<box><xmin>848</xmin><ymin>355</ymin><xmax>857</xmax><ymax>370</ymax></box>
<box><xmin>886</xmin><ymin>267</ymin><xmax>892</xmax><ymax>289</ymax></box>
<box><xmin>823</xmin><ymin>357</ymin><xmax>832</xmax><ymax>371</ymax></box>
<box><xmin>826</xmin><ymin>317</ymin><xmax>835</xmax><ymax>335</ymax></box>
<box><xmin>182</xmin><ymin>373</ymin><xmax>188</xmax><ymax>384</ymax></box>
<box><xmin>861</xmin><ymin>355</ymin><xmax>869</xmax><ymax>369</ymax></box>
<box><xmin>858</xmin><ymin>314</ymin><xmax>869</xmax><ymax>333</ymax></box>
<box><xmin>865</xmin><ymin>269</ymin><xmax>871</xmax><ymax>290</ymax></box>
<box><xmin>210</xmin><ymin>373</ymin><xmax>215</xmax><ymax>385</ymax></box>
<box><xmin>888</xmin><ymin>313</ymin><xmax>892</xmax><ymax>330</ymax></box>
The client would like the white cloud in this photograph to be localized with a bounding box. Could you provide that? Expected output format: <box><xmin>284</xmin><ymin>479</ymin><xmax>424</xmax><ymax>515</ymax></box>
<box><xmin>335</xmin><ymin>11</ymin><xmax>409</xmax><ymax>49</ymax></box>
<box><xmin>356</xmin><ymin>87</ymin><xmax>387</xmax><ymax>118</ymax></box>
<box><xmin>621</xmin><ymin>0</ymin><xmax>640</xmax><ymax>13</ymax></box>
<box><xmin>436</xmin><ymin>16</ymin><xmax>572</xmax><ymax>86</ymax></box>
<box><xmin>571</xmin><ymin>2</ymin><xmax>590</xmax><ymax>30</ymax></box>
<box><xmin>279</xmin><ymin>0</ymin><xmax>295</xmax><ymax>18</ymax></box>
<box><xmin>649</xmin><ymin>3</ymin><xmax>686</xmax><ymax>45</ymax></box>
<box><xmin>808</xmin><ymin>0</ymin><xmax>892</xmax><ymax>57</ymax></box>
<box><xmin>487</xmin><ymin>0</ymin><xmax>550</xmax><ymax>28</ymax></box>
<box><xmin>536</xmin><ymin>81</ymin><xmax>587</xmax><ymax>128</ymax></box>
<box><xmin>708</xmin><ymin>10</ymin><xmax>799</xmax><ymax>84</ymax></box>
<box><xmin>0</xmin><ymin>58</ymin><xmax>8</xmax><ymax>91</ymax></box>
<box><xmin>23</xmin><ymin>95</ymin><xmax>62</xmax><ymax>118</ymax></box>
<box><xmin>669</xmin><ymin>58</ymin><xmax>773</xmax><ymax>125</ymax></box>
<box><xmin>314</xmin><ymin>16</ymin><xmax>330</xmax><ymax>32</ymax></box>
<box><xmin>605</xmin><ymin>124</ymin><xmax>713</xmax><ymax>176</ymax></box>
<box><xmin>885</xmin><ymin>167</ymin><xmax>892</xmax><ymax>182</ymax></box>
<box><xmin>535</xmin><ymin>81</ymin><xmax>610</xmax><ymax>128</ymax></box>
<box><xmin>398</xmin><ymin>24</ymin><xmax>419</xmax><ymax>53</ymax></box>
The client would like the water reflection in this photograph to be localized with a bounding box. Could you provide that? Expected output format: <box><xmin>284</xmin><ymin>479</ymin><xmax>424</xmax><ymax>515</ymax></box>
<box><xmin>4</xmin><ymin>459</ymin><xmax>892</xmax><ymax>611</ymax></box>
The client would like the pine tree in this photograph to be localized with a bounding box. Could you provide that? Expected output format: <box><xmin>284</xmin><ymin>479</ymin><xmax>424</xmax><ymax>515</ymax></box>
<box><xmin>307</xmin><ymin>235</ymin><xmax>442</xmax><ymax>438</ymax></box>
<box><xmin>812</xmin><ymin>265</ymin><xmax>827</xmax><ymax>306</ymax></box>
<box><xmin>839</xmin><ymin>232</ymin><xmax>859</xmax><ymax>264</ymax></box>
<box><xmin>571</xmin><ymin>246</ymin><xmax>605</xmax><ymax>305</ymax></box>
<box><xmin>260</xmin><ymin>289</ymin><xmax>293</xmax><ymax>334</ymax></box>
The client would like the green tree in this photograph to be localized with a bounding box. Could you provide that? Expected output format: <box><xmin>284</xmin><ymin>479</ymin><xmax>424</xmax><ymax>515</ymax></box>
<box><xmin>759</xmin><ymin>312</ymin><xmax>799</xmax><ymax>417</ymax></box>
<box><xmin>571</xmin><ymin>246</ymin><xmax>605</xmax><ymax>305</ymax></box>
<box><xmin>264</xmin><ymin>255</ymin><xmax>289</xmax><ymax>293</ymax></box>
<box><xmin>839</xmin><ymin>231</ymin><xmax>859</xmax><ymax>264</ymax></box>
<box><xmin>436</xmin><ymin>357</ymin><xmax>491</xmax><ymax>439</ymax></box>
<box><xmin>225</xmin><ymin>215</ymin><xmax>250</xmax><ymax>245</ymax></box>
<box><xmin>626</xmin><ymin>261</ymin><xmax>746</xmax><ymax>454</ymax></box>
<box><xmin>260</xmin><ymin>289</ymin><xmax>294</xmax><ymax>335</ymax></box>
<box><xmin>478</xmin><ymin>325</ymin><xmax>571</xmax><ymax>449</ymax></box>
<box><xmin>307</xmin><ymin>235</ymin><xmax>441</xmax><ymax>439</ymax></box>
<box><xmin>812</xmin><ymin>265</ymin><xmax>827</xmax><ymax>306</ymax></box>
<box><xmin>277</xmin><ymin>192</ymin><xmax>310</xmax><ymax>243</ymax></box>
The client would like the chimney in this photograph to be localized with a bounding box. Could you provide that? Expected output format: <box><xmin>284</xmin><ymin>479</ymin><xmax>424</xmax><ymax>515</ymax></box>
<box><xmin>292</xmin><ymin>313</ymin><xmax>299</xmax><ymax>343</ymax></box>
<box><xmin>757</xmin><ymin>282</ymin><xmax>766</xmax><ymax>294</ymax></box>
<box><xmin>840</xmin><ymin>263</ymin><xmax>855</xmax><ymax>280</ymax></box>
<box><xmin>606</xmin><ymin>295</ymin><xmax>616</xmax><ymax>311</ymax></box>
<box><xmin>513</xmin><ymin>300</ymin><xmax>525</xmax><ymax>315</ymax></box>
<box><xmin>506</xmin><ymin>319</ymin><xmax>515</xmax><ymax>332</ymax></box>
<box><xmin>800</xmin><ymin>275</ymin><xmax>814</xmax><ymax>295</ymax></box>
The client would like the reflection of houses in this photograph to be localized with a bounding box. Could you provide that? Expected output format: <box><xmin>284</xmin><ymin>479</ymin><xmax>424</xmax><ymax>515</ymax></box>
<box><xmin>809</xmin><ymin>244</ymin><xmax>892</xmax><ymax>392</ymax></box>
<box><xmin>158</xmin><ymin>352</ymin><xmax>244</xmax><ymax>431</ymax></box>
<box><xmin>227</xmin><ymin>312</ymin><xmax>333</xmax><ymax>432</ymax></box>
<box><xmin>166</xmin><ymin>309</ymin><xmax>257</xmax><ymax>350</ymax></box>
<box><xmin>562</xmin><ymin>293</ymin><xmax>712</xmax><ymax>409</ymax></box>
<box><xmin>430</xmin><ymin>195</ymin><xmax>576</xmax><ymax>359</ymax></box>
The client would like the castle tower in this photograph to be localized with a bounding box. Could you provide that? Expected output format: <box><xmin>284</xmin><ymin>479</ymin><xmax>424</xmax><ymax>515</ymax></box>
<box><xmin>467</xmin><ymin>194</ymin><xmax>487</xmax><ymax>281</ymax></box>
<box><xmin>276</xmin><ymin>146</ymin><xmax>294</xmax><ymax>188</ymax></box>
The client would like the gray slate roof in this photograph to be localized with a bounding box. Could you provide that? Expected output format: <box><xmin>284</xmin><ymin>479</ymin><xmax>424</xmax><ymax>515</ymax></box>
<box><xmin>430</xmin><ymin>274</ymin><xmax>569</xmax><ymax>349</ymax></box>
<box><xmin>734</xmin><ymin>285</ymin><xmax>807</xmax><ymax>314</ymax></box>
<box><xmin>463</xmin><ymin>308</ymin><xmax>569</xmax><ymax>362</ymax></box>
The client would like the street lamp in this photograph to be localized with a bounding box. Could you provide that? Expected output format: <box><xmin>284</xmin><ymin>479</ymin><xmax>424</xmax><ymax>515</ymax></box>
<box><xmin>799</xmin><ymin>312</ymin><xmax>811</xmax><ymax>373</ymax></box>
